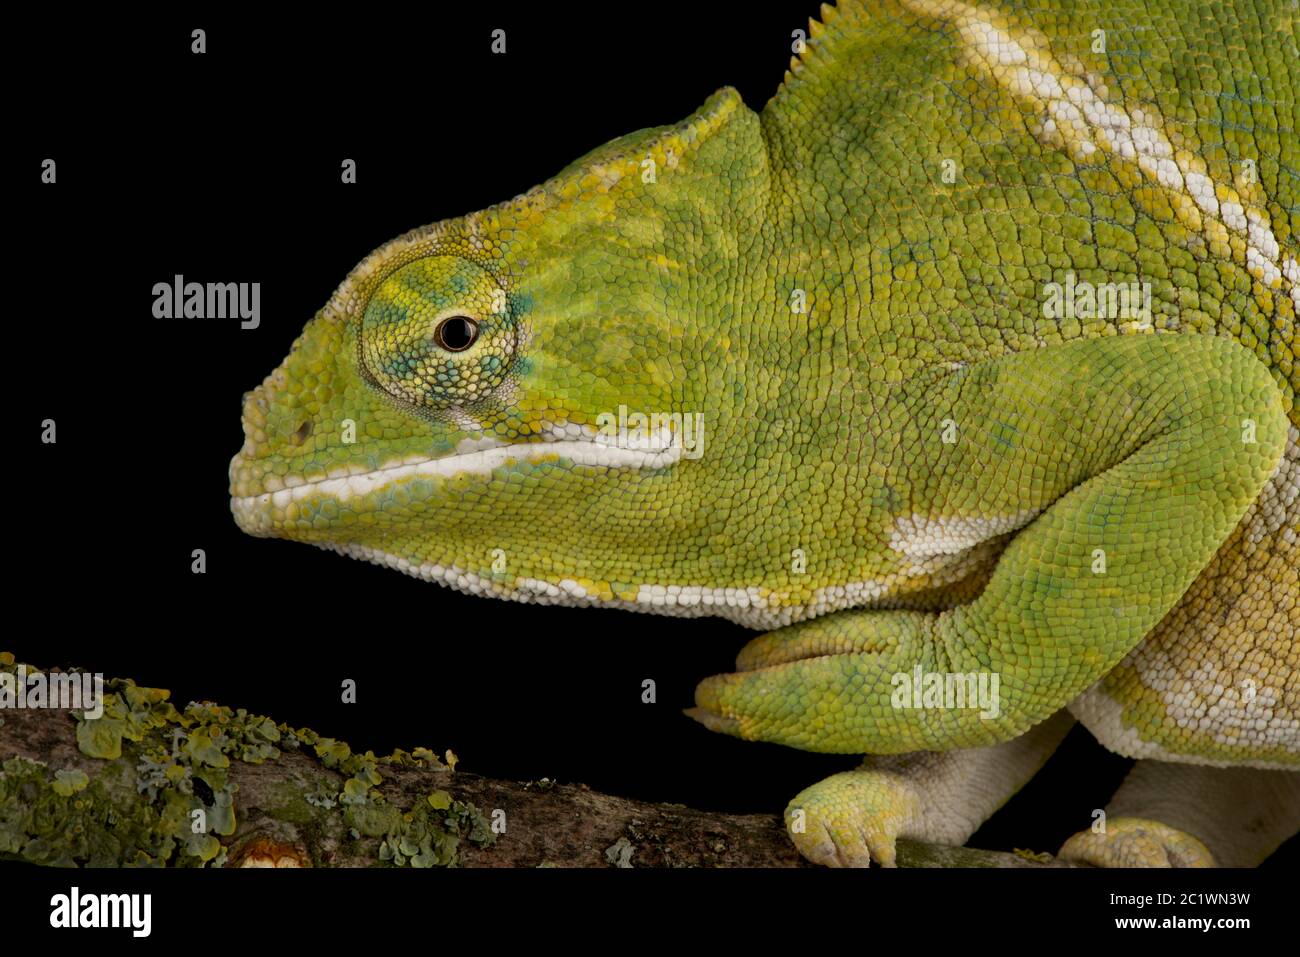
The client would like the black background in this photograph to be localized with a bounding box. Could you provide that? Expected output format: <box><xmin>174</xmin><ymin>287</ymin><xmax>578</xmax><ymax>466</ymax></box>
<box><xmin>12</xmin><ymin>3</ymin><xmax>1293</xmax><ymax>869</ymax></box>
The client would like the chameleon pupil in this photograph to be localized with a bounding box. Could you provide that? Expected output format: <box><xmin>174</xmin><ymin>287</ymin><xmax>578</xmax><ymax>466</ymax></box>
<box><xmin>434</xmin><ymin>316</ymin><xmax>478</xmax><ymax>352</ymax></box>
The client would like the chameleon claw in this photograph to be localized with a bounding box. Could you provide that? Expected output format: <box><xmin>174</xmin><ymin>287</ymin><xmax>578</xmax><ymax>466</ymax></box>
<box><xmin>682</xmin><ymin>706</ymin><xmax>741</xmax><ymax>736</ymax></box>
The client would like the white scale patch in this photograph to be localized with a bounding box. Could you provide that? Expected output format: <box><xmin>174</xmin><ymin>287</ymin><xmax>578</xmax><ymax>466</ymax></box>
<box><xmin>888</xmin><ymin>509</ymin><xmax>1040</xmax><ymax>573</ymax></box>
<box><xmin>1069</xmin><ymin>670</ymin><xmax>1300</xmax><ymax>770</ymax></box>
<box><xmin>1252</xmin><ymin>427</ymin><xmax>1300</xmax><ymax>546</ymax></box>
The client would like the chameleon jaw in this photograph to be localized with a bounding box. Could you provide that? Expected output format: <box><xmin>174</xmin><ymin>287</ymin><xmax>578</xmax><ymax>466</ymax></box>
<box><xmin>229</xmin><ymin>429</ymin><xmax>690</xmax><ymax>537</ymax></box>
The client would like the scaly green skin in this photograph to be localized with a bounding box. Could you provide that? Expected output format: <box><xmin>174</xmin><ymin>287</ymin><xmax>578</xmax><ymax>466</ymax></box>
<box><xmin>232</xmin><ymin>0</ymin><xmax>1299</xmax><ymax>865</ymax></box>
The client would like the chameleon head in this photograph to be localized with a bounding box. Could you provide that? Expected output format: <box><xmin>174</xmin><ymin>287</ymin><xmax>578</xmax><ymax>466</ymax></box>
<box><xmin>228</xmin><ymin>106</ymin><xmax>746</xmax><ymax>612</ymax></box>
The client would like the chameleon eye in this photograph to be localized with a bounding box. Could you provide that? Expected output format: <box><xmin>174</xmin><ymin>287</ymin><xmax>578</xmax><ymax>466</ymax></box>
<box><xmin>434</xmin><ymin>315</ymin><xmax>479</xmax><ymax>352</ymax></box>
<box><xmin>360</xmin><ymin>255</ymin><xmax>516</xmax><ymax>409</ymax></box>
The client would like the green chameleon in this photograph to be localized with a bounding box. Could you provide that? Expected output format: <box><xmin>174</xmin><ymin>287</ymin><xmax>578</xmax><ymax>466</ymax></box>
<box><xmin>231</xmin><ymin>0</ymin><xmax>1299</xmax><ymax>867</ymax></box>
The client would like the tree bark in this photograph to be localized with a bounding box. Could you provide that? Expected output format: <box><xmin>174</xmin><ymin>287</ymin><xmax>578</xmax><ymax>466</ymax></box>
<box><xmin>0</xmin><ymin>664</ymin><xmax>1068</xmax><ymax>868</ymax></box>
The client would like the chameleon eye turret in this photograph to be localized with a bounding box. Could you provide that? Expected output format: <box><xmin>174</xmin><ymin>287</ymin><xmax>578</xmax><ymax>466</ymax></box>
<box><xmin>359</xmin><ymin>255</ymin><xmax>516</xmax><ymax>410</ymax></box>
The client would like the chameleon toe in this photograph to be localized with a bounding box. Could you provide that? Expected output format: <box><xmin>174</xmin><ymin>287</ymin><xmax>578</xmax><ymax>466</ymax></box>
<box><xmin>1059</xmin><ymin>818</ymin><xmax>1215</xmax><ymax>868</ymax></box>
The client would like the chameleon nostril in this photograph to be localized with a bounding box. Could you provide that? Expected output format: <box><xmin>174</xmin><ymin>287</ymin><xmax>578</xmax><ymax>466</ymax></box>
<box><xmin>290</xmin><ymin>421</ymin><xmax>313</xmax><ymax>445</ymax></box>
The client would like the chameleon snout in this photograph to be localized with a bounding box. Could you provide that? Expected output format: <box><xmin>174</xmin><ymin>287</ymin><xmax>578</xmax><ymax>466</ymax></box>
<box><xmin>228</xmin><ymin>383</ymin><xmax>289</xmax><ymax>538</ymax></box>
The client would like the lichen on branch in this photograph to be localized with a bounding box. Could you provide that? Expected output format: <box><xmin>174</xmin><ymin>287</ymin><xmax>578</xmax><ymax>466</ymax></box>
<box><xmin>0</xmin><ymin>653</ymin><xmax>490</xmax><ymax>868</ymax></box>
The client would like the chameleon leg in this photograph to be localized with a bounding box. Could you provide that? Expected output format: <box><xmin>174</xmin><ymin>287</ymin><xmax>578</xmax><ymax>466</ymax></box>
<box><xmin>1059</xmin><ymin>762</ymin><xmax>1300</xmax><ymax>868</ymax></box>
<box><xmin>1069</xmin><ymin>427</ymin><xmax>1299</xmax><ymax>768</ymax></box>
<box><xmin>692</xmin><ymin>335</ymin><xmax>1288</xmax><ymax>753</ymax></box>
<box><xmin>784</xmin><ymin>711</ymin><xmax>1074</xmax><ymax>867</ymax></box>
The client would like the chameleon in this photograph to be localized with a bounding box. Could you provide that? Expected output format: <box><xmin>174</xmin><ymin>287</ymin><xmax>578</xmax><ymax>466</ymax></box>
<box><xmin>230</xmin><ymin>0</ymin><xmax>1300</xmax><ymax>866</ymax></box>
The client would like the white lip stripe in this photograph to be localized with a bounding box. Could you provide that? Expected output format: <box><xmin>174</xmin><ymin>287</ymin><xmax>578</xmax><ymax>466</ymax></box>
<box><xmin>234</xmin><ymin>435</ymin><xmax>685</xmax><ymax>510</ymax></box>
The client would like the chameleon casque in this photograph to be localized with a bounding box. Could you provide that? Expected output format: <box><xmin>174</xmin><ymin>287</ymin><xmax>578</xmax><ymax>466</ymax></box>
<box><xmin>231</xmin><ymin>0</ymin><xmax>1299</xmax><ymax>867</ymax></box>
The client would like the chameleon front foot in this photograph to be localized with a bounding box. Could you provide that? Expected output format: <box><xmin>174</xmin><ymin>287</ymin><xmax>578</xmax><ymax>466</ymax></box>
<box><xmin>784</xmin><ymin>769</ymin><xmax>922</xmax><ymax>868</ymax></box>
<box><xmin>778</xmin><ymin>716</ymin><xmax>1076</xmax><ymax>867</ymax></box>
<box><xmin>688</xmin><ymin>607</ymin><xmax>1027</xmax><ymax>753</ymax></box>
<box><xmin>1058</xmin><ymin>818</ymin><xmax>1214</xmax><ymax>868</ymax></box>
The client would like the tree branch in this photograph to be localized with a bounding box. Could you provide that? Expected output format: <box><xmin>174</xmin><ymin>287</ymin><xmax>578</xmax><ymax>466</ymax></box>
<box><xmin>0</xmin><ymin>659</ymin><xmax>1067</xmax><ymax>868</ymax></box>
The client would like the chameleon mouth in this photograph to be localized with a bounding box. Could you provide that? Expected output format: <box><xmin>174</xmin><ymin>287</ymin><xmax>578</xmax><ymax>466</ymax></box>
<box><xmin>229</xmin><ymin>427</ymin><xmax>689</xmax><ymax>536</ymax></box>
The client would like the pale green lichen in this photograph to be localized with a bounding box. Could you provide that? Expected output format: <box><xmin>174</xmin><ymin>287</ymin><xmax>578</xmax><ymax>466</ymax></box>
<box><xmin>1</xmin><ymin>658</ymin><xmax>489</xmax><ymax>868</ymax></box>
<box><xmin>1</xmin><ymin>755</ymin><xmax>174</xmax><ymax>867</ymax></box>
<box><xmin>340</xmin><ymin>778</ymin><xmax>372</xmax><ymax>805</ymax></box>
<box><xmin>410</xmin><ymin>747</ymin><xmax>440</xmax><ymax>766</ymax></box>
<box><xmin>304</xmin><ymin>784</ymin><xmax>339</xmax><ymax>809</ymax></box>
<box><xmin>605</xmin><ymin>836</ymin><xmax>636</xmax><ymax>868</ymax></box>
<box><xmin>52</xmin><ymin>769</ymin><xmax>89</xmax><ymax>797</ymax></box>
<box><xmin>372</xmin><ymin>789</ymin><xmax>495</xmax><ymax>868</ymax></box>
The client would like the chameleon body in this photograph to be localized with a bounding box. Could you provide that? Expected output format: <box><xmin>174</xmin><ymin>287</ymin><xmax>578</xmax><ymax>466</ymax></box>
<box><xmin>232</xmin><ymin>0</ymin><xmax>1300</xmax><ymax>866</ymax></box>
